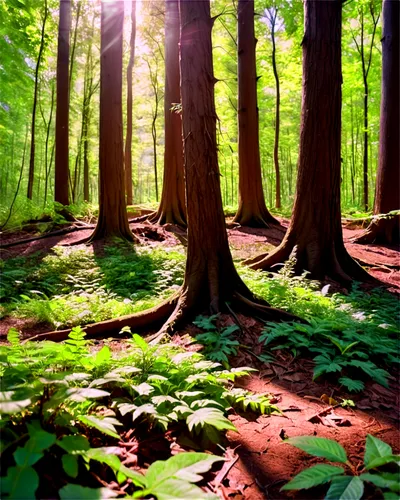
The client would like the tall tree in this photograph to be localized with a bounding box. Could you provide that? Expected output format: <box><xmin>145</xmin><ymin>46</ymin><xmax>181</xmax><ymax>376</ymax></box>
<box><xmin>27</xmin><ymin>0</ymin><xmax>48</xmax><ymax>200</ymax></box>
<box><xmin>146</xmin><ymin>0</ymin><xmax>186</xmax><ymax>226</ymax></box>
<box><xmin>89</xmin><ymin>0</ymin><xmax>133</xmax><ymax>241</ymax></box>
<box><xmin>233</xmin><ymin>0</ymin><xmax>279</xmax><ymax>227</ymax></box>
<box><xmin>37</xmin><ymin>0</ymin><xmax>295</xmax><ymax>342</ymax></box>
<box><xmin>55</xmin><ymin>0</ymin><xmax>71</xmax><ymax>206</ymax></box>
<box><xmin>245</xmin><ymin>0</ymin><xmax>372</xmax><ymax>285</ymax></box>
<box><xmin>351</xmin><ymin>1</ymin><xmax>380</xmax><ymax>211</ymax></box>
<box><xmin>124</xmin><ymin>0</ymin><xmax>136</xmax><ymax>206</ymax></box>
<box><xmin>264</xmin><ymin>4</ymin><xmax>281</xmax><ymax>209</ymax></box>
<box><xmin>354</xmin><ymin>0</ymin><xmax>399</xmax><ymax>244</ymax></box>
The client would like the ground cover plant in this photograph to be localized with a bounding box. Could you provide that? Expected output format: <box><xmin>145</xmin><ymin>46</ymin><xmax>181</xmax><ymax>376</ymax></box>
<box><xmin>0</xmin><ymin>243</ymin><xmax>185</xmax><ymax>329</ymax></box>
<box><xmin>0</xmin><ymin>326</ymin><xmax>281</xmax><ymax>499</ymax></box>
<box><xmin>282</xmin><ymin>435</ymin><xmax>400</xmax><ymax>499</ymax></box>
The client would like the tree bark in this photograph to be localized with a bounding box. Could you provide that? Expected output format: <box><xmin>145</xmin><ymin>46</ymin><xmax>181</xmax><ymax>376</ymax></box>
<box><xmin>148</xmin><ymin>0</ymin><xmax>186</xmax><ymax>226</ymax></box>
<box><xmin>27</xmin><ymin>0</ymin><xmax>48</xmax><ymax>200</ymax></box>
<box><xmin>233</xmin><ymin>0</ymin><xmax>279</xmax><ymax>228</ymax></box>
<box><xmin>124</xmin><ymin>0</ymin><xmax>136</xmax><ymax>206</ymax></box>
<box><xmin>89</xmin><ymin>0</ymin><xmax>133</xmax><ymax>241</ymax></box>
<box><xmin>245</xmin><ymin>0</ymin><xmax>373</xmax><ymax>286</ymax></box>
<box><xmin>55</xmin><ymin>0</ymin><xmax>71</xmax><ymax>206</ymax></box>
<box><xmin>30</xmin><ymin>0</ymin><xmax>298</xmax><ymax>344</ymax></box>
<box><xmin>354</xmin><ymin>0</ymin><xmax>400</xmax><ymax>244</ymax></box>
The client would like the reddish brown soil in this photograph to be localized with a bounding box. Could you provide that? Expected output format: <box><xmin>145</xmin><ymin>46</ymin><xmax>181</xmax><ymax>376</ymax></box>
<box><xmin>0</xmin><ymin>218</ymin><xmax>399</xmax><ymax>499</ymax></box>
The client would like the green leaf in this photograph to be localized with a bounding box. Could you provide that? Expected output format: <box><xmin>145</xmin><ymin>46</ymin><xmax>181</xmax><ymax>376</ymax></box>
<box><xmin>57</xmin><ymin>435</ymin><xmax>91</xmax><ymax>454</ymax></box>
<box><xmin>360</xmin><ymin>473</ymin><xmax>400</xmax><ymax>492</ymax></box>
<box><xmin>26</xmin><ymin>426</ymin><xmax>56</xmax><ymax>452</ymax></box>
<box><xmin>1</xmin><ymin>466</ymin><xmax>39</xmax><ymax>499</ymax></box>
<box><xmin>13</xmin><ymin>447</ymin><xmax>43</xmax><ymax>467</ymax></box>
<box><xmin>146</xmin><ymin>453</ymin><xmax>224</xmax><ymax>488</ymax></box>
<box><xmin>325</xmin><ymin>476</ymin><xmax>364</xmax><ymax>500</ymax></box>
<box><xmin>364</xmin><ymin>434</ymin><xmax>392</xmax><ymax>469</ymax></box>
<box><xmin>0</xmin><ymin>391</ymin><xmax>31</xmax><ymax>414</ymax></box>
<box><xmin>187</xmin><ymin>408</ymin><xmax>237</xmax><ymax>434</ymax></box>
<box><xmin>62</xmin><ymin>454</ymin><xmax>79</xmax><ymax>478</ymax></box>
<box><xmin>365</xmin><ymin>455</ymin><xmax>400</xmax><ymax>470</ymax></box>
<box><xmin>131</xmin><ymin>334</ymin><xmax>149</xmax><ymax>352</ymax></box>
<box><xmin>338</xmin><ymin>377</ymin><xmax>365</xmax><ymax>392</ymax></box>
<box><xmin>78</xmin><ymin>416</ymin><xmax>121</xmax><ymax>439</ymax></box>
<box><xmin>65</xmin><ymin>388</ymin><xmax>110</xmax><ymax>402</ymax></box>
<box><xmin>286</xmin><ymin>436</ymin><xmax>348</xmax><ymax>463</ymax></box>
<box><xmin>384</xmin><ymin>492</ymin><xmax>400</xmax><ymax>500</ymax></box>
<box><xmin>151</xmin><ymin>478</ymin><xmax>219</xmax><ymax>500</ymax></box>
<box><xmin>59</xmin><ymin>484</ymin><xmax>118</xmax><ymax>499</ymax></box>
<box><xmin>95</xmin><ymin>346</ymin><xmax>111</xmax><ymax>365</ymax></box>
<box><xmin>281</xmin><ymin>464</ymin><xmax>345</xmax><ymax>491</ymax></box>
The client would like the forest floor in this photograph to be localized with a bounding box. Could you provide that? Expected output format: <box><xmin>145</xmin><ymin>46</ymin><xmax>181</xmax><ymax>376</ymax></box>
<box><xmin>0</xmin><ymin>216</ymin><xmax>399</xmax><ymax>499</ymax></box>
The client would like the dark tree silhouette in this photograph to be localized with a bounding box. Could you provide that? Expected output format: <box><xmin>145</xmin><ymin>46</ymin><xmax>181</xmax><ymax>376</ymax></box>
<box><xmin>55</xmin><ymin>0</ymin><xmax>71</xmax><ymax>206</ymax></box>
<box><xmin>89</xmin><ymin>0</ymin><xmax>133</xmax><ymax>241</ymax></box>
<box><xmin>233</xmin><ymin>0</ymin><xmax>279</xmax><ymax>228</ymax></box>
<box><xmin>354</xmin><ymin>0</ymin><xmax>399</xmax><ymax>245</ymax></box>
<box><xmin>245</xmin><ymin>0</ymin><xmax>373</xmax><ymax>285</ymax></box>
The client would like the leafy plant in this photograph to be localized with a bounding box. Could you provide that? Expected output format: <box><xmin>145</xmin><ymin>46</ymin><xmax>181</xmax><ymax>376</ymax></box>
<box><xmin>282</xmin><ymin>435</ymin><xmax>400</xmax><ymax>499</ymax></box>
<box><xmin>194</xmin><ymin>314</ymin><xmax>240</xmax><ymax>365</ymax></box>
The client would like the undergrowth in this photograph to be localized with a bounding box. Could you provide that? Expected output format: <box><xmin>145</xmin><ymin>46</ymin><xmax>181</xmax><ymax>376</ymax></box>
<box><xmin>282</xmin><ymin>435</ymin><xmax>400</xmax><ymax>499</ymax></box>
<box><xmin>0</xmin><ymin>244</ymin><xmax>185</xmax><ymax>328</ymax></box>
<box><xmin>0</xmin><ymin>327</ymin><xmax>278</xmax><ymax>499</ymax></box>
<box><xmin>239</xmin><ymin>260</ymin><xmax>399</xmax><ymax>392</ymax></box>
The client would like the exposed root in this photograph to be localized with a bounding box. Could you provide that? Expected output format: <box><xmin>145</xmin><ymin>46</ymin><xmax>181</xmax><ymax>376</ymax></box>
<box><xmin>243</xmin><ymin>238</ymin><xmax>377</xmax><ymax>287</ymax></box>
<box><xmin>352</xmin><ymin>216</ymin><xmax>400</xmax><ymax>246</ymax></box>
<box><xmin>231</xmin><ymin>292</ymin><xmax>305</xmax><ymax>323</ymax></box>
<box><xmin>232</xmin><ymin>212</ymin><xmax>281</xmax><ymax>229</ymax></box>
<box><xmin>23</xmin><ymin>294</ymin><xmax>179</xmax><ymax>344</ymax></box>
<box><xmin>0</xmin><ymin>224</ymin><xmax>93</xmax><ymax>249</ymax></box>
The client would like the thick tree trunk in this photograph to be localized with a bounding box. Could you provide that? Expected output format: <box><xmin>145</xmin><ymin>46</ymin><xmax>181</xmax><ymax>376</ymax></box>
<box><xmin>354</xmin><ymin>0</ymin><xmax>400</xmax><ymax>245</ymax></box>
<box><xmin>89</xmin><ymin>0</ymin><xmax>134</xmax><ymax>241</ymax></box>
<box><xmin>233</xmin><ymin>0</ymin><xmax>279</xmax><ymax>228</ymax></box>
<box><xmin>31</xmin><ymin>0</ymin><xmax>297</xmax><ymax>344</ymax></box>
<box><xmin>27</xmin><ymin>0</ymin><xmax>48</xmax><ymax>200</ymax></box>
<box><xmin>245</xmin><ymin>0</ymin><xmax>372</xmax><ymax>286</ymax></box>
<box><xmin>124</xmin><ymin>0</ymin><xmax>136</xmax><ymax>206</ymax></box>
<box><xmin>55</xmin><ymin>0</ymin><xmax>71</xmax><ymax>206</ymax></box>
<box><xmin>148</xmin><ymin>0</ymin><xmax>186</xmax><ymax>226</ymax></box>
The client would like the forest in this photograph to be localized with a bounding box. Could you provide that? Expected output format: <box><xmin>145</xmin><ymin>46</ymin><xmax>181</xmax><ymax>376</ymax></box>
<box><xmin>0</xmin><ymin>0</ymin><xmax>399</xmax><ymax>499</ymax></box>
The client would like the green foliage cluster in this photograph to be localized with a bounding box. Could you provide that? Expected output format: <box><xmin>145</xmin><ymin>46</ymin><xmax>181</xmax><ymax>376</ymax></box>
<box><xmin>239</xmin><ymin>260</ymin><xmax>399</xmax><ymax>392</ymax></box>
<box><xmin>194</xmin><ymin>315</ymin><xmax>240</xmax><ymax>365</ymax></box>
<box><xmin>0</xmin><ymin>327</ymin><xmax>278</xmax><ymax>499</ymax></box>
<box><xmin>0</xmin><ymin>244</ymin><xmax>185</xmax><ymax>328</ymax></box>
<box><xmin>282</xmin><ymin>435</ymin><xmax>400</xmax><ymax>499</ymax></box>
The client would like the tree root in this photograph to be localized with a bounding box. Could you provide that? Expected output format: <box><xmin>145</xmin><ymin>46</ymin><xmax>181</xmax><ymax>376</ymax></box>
<box><xmin>244</xmin><ymin>239</ymin><xmax>377</xmax><ymax>287</ymax></box>
<box><xmin>352</xmin><ymin>216</ymin><xmax>400</xmax><ymax>245</ymax></box>
<box><xmin>23</xmin><ymin>294</ymin><xmax>179</xmax><ymax>344</ymax></box>
<box><xmin>0</xmin><ymin>224</ymin><xmax>93</xmax><ymax>249</ymax></box>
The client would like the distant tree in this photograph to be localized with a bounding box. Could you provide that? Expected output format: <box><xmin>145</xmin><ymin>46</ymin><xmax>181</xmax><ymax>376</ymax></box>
<box><xmin>148</xmin><ymin>0</ymin><xmax>186</xmax><ymax>226</ymax></box>
<box><xmin>264</xmin><ymin>3</ymin><xmax>282</xmax><ymax>209</ymax></box>
<box><xmin>354</xmin><ymin>0</ymin><xmax>399</xmax><ymax>244</ymax></box>
<box><xmin>246</xmin><ymin>0</ymin><xmax>372</xmax><ymax>285</ymax></box>
<box><xmin>124</xmin><ymin>0</ymin><xmax>136</xmax><ymax>206</ymax></box>
<box><xmin>233</xmin><ymin>0</ymin><xmax>279</xmax><ymax>228</ymax></box>
<box><xmin>27</xmin><ymin>0</ymin><xmax>48</xmax><ymax>200</ymax></box>
<box><xmin>351</xmin><ymin>1</ymin><xmax>380</xmax><ymax>211</ymax></box>
<box><xmin>55</xmin><ymin>0</ymin><xmax>71</xmax><ymax>207</ymax></box>
<box><xmin>89</xmin><ymin>0</ymin><xmax>133</xmax><ymax>241</ymax></box>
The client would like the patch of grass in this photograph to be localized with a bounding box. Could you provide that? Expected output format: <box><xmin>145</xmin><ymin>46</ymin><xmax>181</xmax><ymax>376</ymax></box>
<box><xmin>1</xmin><ymin>243</ymin><xmax>185</xmax><ymax>328</ymax></box>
